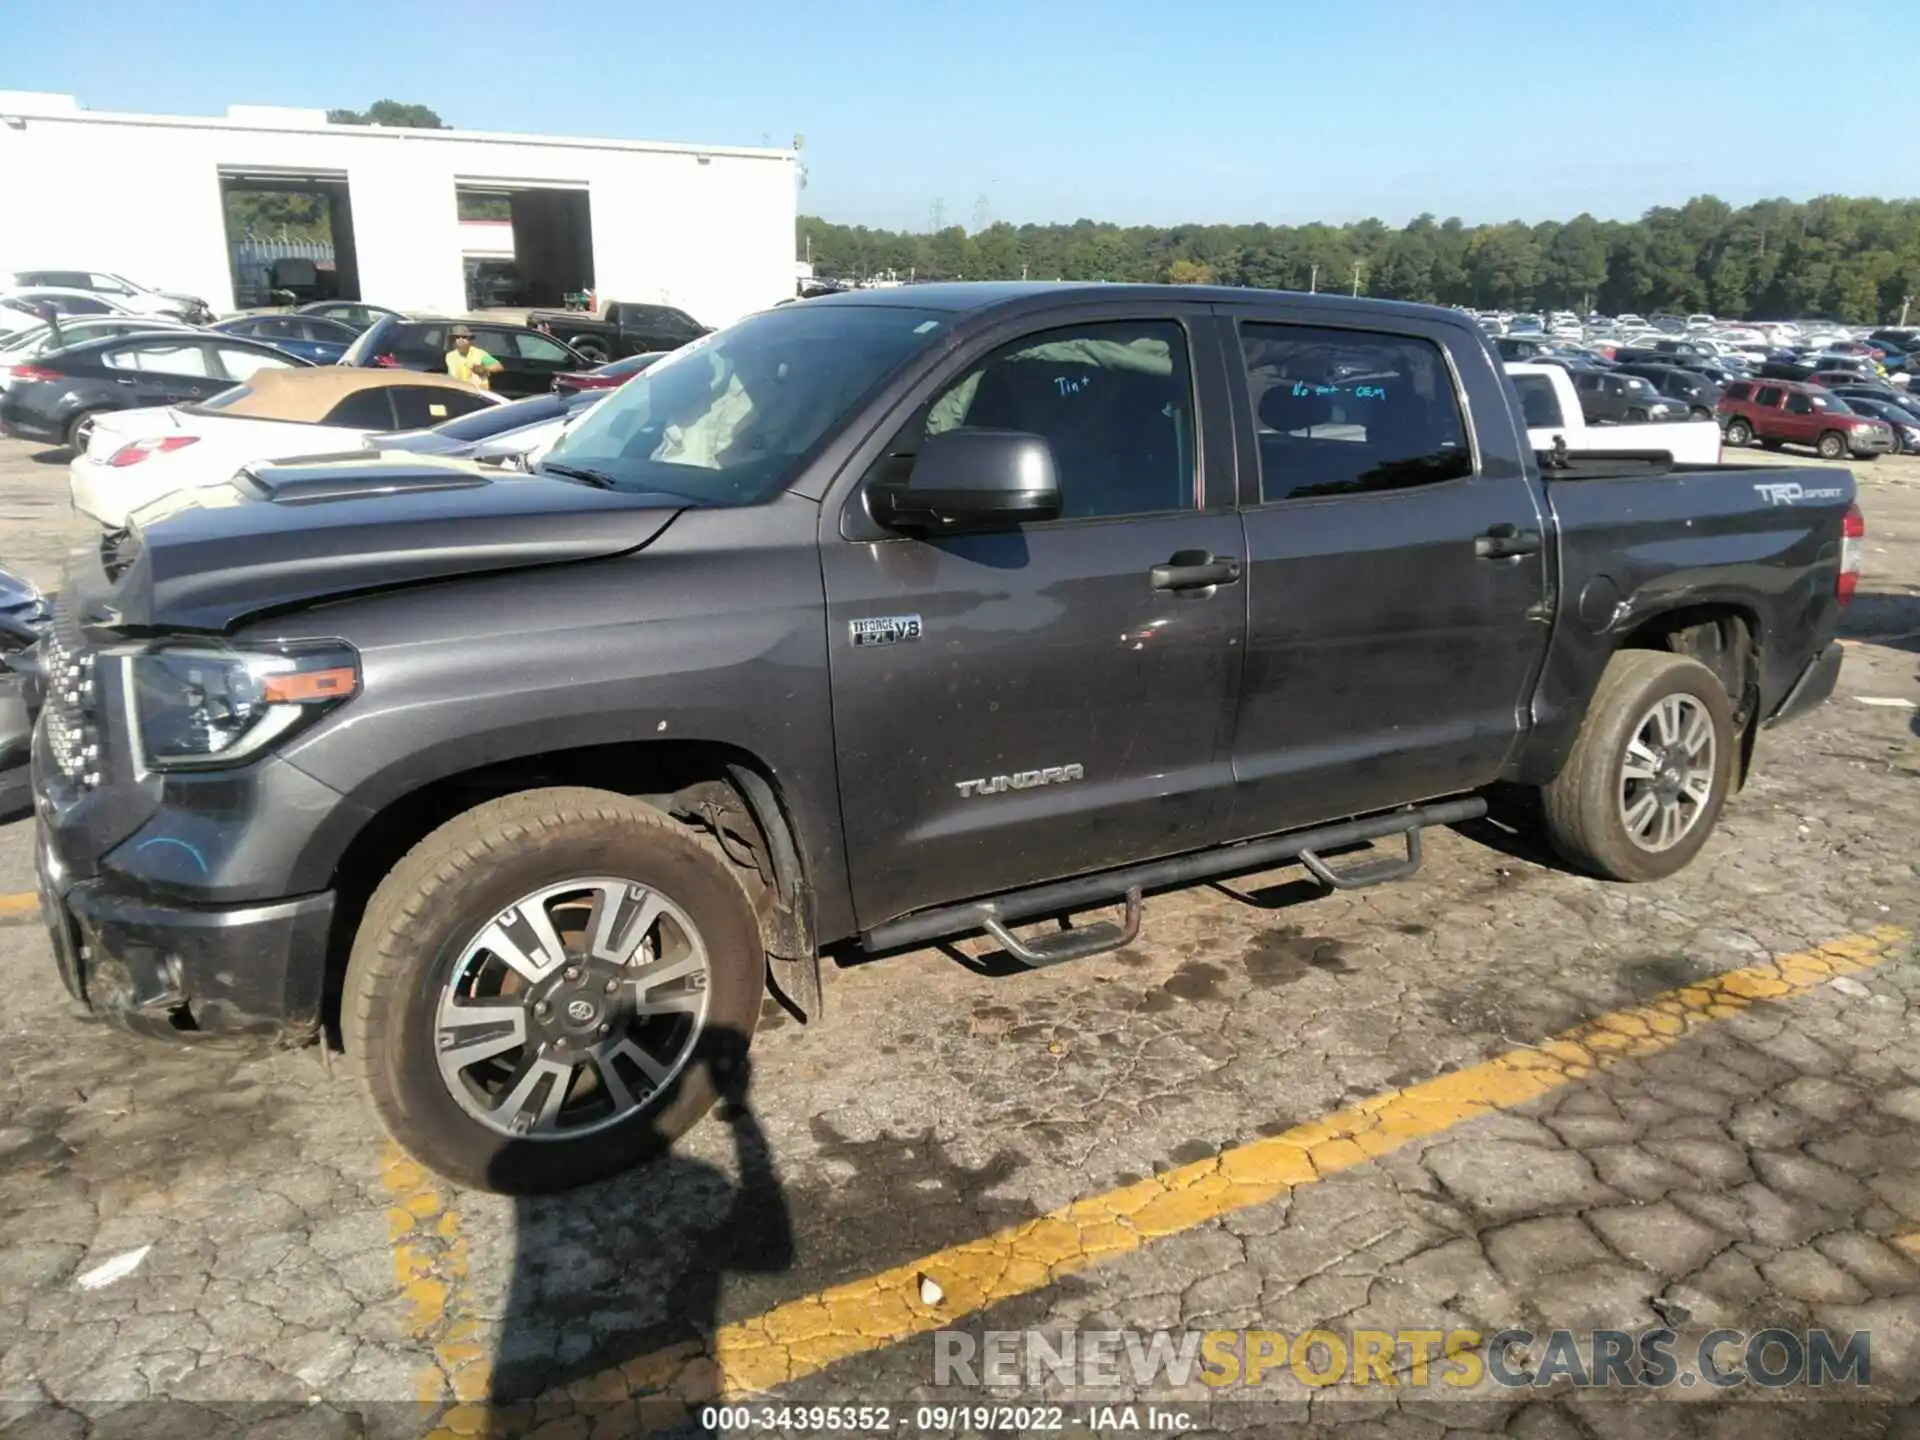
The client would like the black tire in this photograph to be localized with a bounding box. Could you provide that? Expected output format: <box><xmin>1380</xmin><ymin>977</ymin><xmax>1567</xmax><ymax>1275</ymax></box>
<box><xmin>1690</xmin><ymin>407</ymin><xmax>1712</xmax><ymax>421</ymax></box>
<box><xmin>343</xmin><ymin>786</ymin><xmax>764</xmax><ymax>1193</ymax></box>
<box><xmin>1723</xmin><ymin>418</ymin><xmax>1753</xmax><ymax>446</ymax></box>
<box><xmin>568</xmin><ymin>338</ymin><xmax>609</xmax><ymax>364</ymax></box>
<box><xmin>1627</xmin><ymin>408</ymin><xmax>1648</xmax><ymax>423</ymax></box>
<box><xmin>65</xmin><ymin>409</ymin><xmax>105</xmax><ymax>453</ymax></box>
<box><xmin>1538</xmin><ymin>651</ymin><xmax>1736</xmax><ymax>883</ymax></box>
<box><xmin>1817</xmin><ymin>431</ymin><xmax>1847</xmax><ymax>460</ymax></box>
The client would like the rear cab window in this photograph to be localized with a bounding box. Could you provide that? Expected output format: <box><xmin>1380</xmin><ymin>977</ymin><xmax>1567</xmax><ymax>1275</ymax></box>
<box><xmin>1511</xmin><ymin>374</ymin><xmax>1564</xmax><ymax>429</ymax></box>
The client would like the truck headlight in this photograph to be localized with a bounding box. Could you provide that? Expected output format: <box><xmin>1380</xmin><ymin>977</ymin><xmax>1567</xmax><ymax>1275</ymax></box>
<box><xmin>128</xmin><ymin>642</ymin><xmax>359</xmax><ymax>770</ymax></box>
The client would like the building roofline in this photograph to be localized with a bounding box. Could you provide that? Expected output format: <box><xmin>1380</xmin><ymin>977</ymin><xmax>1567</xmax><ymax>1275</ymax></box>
<box><xmin>0</xmin><ymin>94</ymin><xmax>795</xmax><ymax>163</ymax></box>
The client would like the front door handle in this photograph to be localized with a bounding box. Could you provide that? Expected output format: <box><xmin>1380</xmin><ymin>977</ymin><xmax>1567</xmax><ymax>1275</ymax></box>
<box><xmin>1150</xmin><ymin>549</ymin><xmax>1241</xmax><ymax>591</ymax></box>
<box><xmin>1475</xmin><ymin>524</ymin><xmax>1542</xmax><ymax>559</ymax></box>
<box><xmin>114</xmin><ymin>377</ymin><xmax>137</xmax><ymax>386</ymax></box>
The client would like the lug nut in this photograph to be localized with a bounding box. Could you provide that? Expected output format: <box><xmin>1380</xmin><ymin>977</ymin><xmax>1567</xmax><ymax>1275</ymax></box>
<box><xmin>563</xmin><ymin>965</ymin><xmax>581</xmax><ymax>982</ymax></box>
<box><xmin>597</xmin><ymin>1022</ymin><xmax>610</xmax><ymax>1036</ymax></box>
<box><xmin>604</xmin><ymin>978</ymin><xmax>618</xmax><ymax>994</ymax></box>
<box><xmin>533</xmin><ymin>1001</ymin><xmax>550</xmax><ymax>1018</ymax></box>
<box><xmin>556</xmin><ymin>1036</ymin><xmax>570</xmax><ymax>1049</ymax></box>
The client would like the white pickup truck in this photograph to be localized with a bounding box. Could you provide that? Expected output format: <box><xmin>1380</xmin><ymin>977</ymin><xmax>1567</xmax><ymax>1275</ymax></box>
<box><xmin>1505</xmin><ymin>362</ymin><xmax>1722</xmax><ymax>464</ymax></box>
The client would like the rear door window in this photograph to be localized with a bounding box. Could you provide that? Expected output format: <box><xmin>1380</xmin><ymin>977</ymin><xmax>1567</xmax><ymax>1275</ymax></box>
<box><xmin>1785</xmin><ymin>393</ymin><xmax>1814</xmax><ymax>415</ymax></box>
<box><xmin>509</xmin><ymin>332</ymin><xmax>574</xmax><ymax>367</ymax></box>
<box><xmin>1754</xmin><ymin>386</ymin><xmax>1785</xmax><ymax>407</ymax></box>
<box><xmin>104</xmin><ymin>341</ymin><xmax>215</xmax><ymax>377</ymax></box>
<box><xmin>215</xmin><ymin>346</ymin><xmax>297</xmax><ymax>381</ymax></box>
<box><xmin>390</xmin><ymin>386</ymin><xmax>493</xmax><ymax>428</ymax></box>
<box><xmin>322</xmin><ymin>389</ymin><xmax>398</xmax><ymax>429</ymax></box>
<box><xmin>1240</xmin><ymin>322</ymin><xmax>1472</xmax><ymax>503</ymax></box>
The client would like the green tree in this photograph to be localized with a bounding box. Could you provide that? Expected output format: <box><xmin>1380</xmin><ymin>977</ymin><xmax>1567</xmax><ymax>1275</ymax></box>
<box><xmin>328</xmin><ymin>100</ymin><xmax>447</xmax><ymax>129</ymax></box>
<box><xmin>794</xmin><ymin>193</ymin><xmax>1920</xmax><ymax>322</ymax></box>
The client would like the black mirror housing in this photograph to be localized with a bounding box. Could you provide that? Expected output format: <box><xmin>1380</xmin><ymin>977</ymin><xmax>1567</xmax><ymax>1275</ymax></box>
<box><xmin>872</xmin><ymin>428</ymin><xmax>1062</xmax><ymax>532</ymax></box>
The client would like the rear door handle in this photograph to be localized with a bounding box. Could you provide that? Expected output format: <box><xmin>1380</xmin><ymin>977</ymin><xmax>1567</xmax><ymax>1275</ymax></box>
<box><xmin>1474</xmin><ymin>524</ymin><xmax>1542</xmax><ymax>559</ymax></box>
<box><xmin>1150</xmin><ymin>549</ymin><xmax>1241</xmax><ymax>591</ymax></box>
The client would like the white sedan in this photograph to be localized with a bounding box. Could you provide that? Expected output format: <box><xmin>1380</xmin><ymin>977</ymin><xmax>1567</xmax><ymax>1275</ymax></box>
<box><xmin>70</xmin><ymin>367</ymin><xmax>501</xmax><ymax>527</ymax></box>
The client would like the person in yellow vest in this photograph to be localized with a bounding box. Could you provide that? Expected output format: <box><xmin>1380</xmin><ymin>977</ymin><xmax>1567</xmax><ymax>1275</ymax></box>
<box><xmin>445</xmin><ymin>325</ymin><xmax>502</xmax><ymax>390</ymax></box>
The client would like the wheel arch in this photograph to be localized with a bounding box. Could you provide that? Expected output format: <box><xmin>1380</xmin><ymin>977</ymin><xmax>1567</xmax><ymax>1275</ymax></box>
<box><xmin>314</xmin><ymin>738</ymin><xmax>822</xmax><ymax>1036</ymax></box>
<box><xmin>1515</xmin><ymin>598</ymin><xmax>1766</xmax><ymax>788</ymax></box>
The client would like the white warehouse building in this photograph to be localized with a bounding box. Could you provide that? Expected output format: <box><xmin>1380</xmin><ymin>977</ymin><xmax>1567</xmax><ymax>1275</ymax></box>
<box><xmin>0</xmin><ymin>92</ymin><xmax>799</xmax><ymax>325</ymax></box>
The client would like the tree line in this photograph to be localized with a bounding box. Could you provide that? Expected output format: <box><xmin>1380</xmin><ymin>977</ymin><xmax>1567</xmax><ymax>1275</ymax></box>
<box><xmin>800</xmin><ymin>195</ymin><xmax>1920</xmax><ymax>323</ymax></box>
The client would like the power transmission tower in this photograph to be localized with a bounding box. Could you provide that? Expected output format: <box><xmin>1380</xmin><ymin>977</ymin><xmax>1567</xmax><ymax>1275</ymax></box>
<box><xmin>928</xmin><ymin>199</ymin><xmax>947</xmax><ymax>234</ymax></box>
<box><xmin>972</xmin><ymin>195</ymin><xmax>990</xmax><ymax>234</ymax></box>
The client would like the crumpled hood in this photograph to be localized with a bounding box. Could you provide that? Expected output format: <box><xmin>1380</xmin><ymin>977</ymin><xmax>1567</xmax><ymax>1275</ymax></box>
<box><xmin>66</xmin><ymin>456</ymin><xmax>686</xmax><ymax>635</ymax></box>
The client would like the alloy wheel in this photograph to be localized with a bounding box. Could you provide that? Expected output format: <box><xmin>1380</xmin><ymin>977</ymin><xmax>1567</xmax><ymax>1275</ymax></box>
<box><xmin>434</xmin><ymin>876</ymin><xmax>711</xmax><ymax>1139</ymax></box>
<box><xmin>1618</xmin><ymin>694</ymin><xmax>1716</xmax><ymax>852</ymax></box>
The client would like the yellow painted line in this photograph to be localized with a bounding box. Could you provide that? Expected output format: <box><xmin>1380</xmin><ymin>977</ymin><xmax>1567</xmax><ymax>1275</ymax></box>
<box><xmin>0</xmin><ymin>892</ymin><xmax>38</xmax><ymax>920</ymax></box>
<box><xmin>669</xmin><ymin>925</ymin><xmax>1907</xmax><ymax>1397</ymax></box>
<box><xmin>376</xmin><ymin>1143</ymin><xmax>490</xmax><ymax>1411</ymax></box>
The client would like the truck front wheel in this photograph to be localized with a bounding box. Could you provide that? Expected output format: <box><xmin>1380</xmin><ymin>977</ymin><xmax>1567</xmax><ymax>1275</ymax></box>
<box><xmin>342</xmin><ymin>787</ymin><xmax>764</xmax><ymax>1193</ymax></box>
<box><xmin>1539</xmin><ymin>651</ymin><xmax>1736</xmax><ymax>882</ymax></box>
<box><xmin>1817</xmin><ymin>431</ymin><xmax>1848</xmax><ymax>460</ymax></box>
<box><xmin>1723</xmin><ymin>418</ymin><xmax>1753</xmax><ymax>446</ymax></box>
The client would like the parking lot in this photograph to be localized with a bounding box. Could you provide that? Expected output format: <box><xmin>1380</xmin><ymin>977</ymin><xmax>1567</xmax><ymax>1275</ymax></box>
<box><xmin>3</xmin><ymin>433</ymin><xmax>1920</xmax><ymax>1439</ymax></box>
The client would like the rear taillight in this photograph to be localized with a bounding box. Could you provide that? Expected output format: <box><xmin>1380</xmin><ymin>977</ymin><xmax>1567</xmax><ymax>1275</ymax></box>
<box><xmin>1838</xmin><ymin>501</ymin><xmax>1865</xmax><ymax>606</ymax></box>
<box><xmin>9</xmin><ymin>364</ymin><xmax>62</xmax><ymax>382</ymax></box>
<box><xmin>106</xmin><ymin>435</ymin><xmax>200</xmax><ymax>468</ymax></box>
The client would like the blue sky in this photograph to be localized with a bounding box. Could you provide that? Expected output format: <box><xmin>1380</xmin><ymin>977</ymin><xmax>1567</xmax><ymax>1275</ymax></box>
<box><xmin>7</xmin><ymin>0</ymin><xmax>1917</xmax><ymax>230</ymax></box>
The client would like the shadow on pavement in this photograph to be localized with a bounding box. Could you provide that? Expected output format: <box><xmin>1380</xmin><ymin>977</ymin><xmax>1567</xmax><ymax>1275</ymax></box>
<box><xmin>1840</xmin><ymin>589</ymin><xmax>1920</xmax><ymax>654</ymax></box>
<box><xmin>486</xmin><ymin>1025</ymin><xmax>793</xmax><ymax>1435</ymax></box>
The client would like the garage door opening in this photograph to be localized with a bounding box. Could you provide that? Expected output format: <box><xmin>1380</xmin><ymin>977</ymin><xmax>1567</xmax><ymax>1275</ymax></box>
<box><xmin>455</xmin><ymin>182</ymin><xmax>592</xmax><ymax>310</ymax></box>
<box><xmin>220</xmin><ymin>168</ymin><xmax>361</xmax><ymax>308</ymax></box>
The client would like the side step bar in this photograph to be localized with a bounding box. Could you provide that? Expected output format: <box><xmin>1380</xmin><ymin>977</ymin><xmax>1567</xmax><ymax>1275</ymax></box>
<box><xmin>861</xmin><ymin>796</ymin><xmax>1487</xmax><ymax>956</ymax></box>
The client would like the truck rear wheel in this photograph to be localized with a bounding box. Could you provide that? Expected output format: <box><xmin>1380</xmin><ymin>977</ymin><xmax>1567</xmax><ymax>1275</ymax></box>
<box><xmin>1538</xmin><ymin>651</ymin><xmax>1735</xmax><ymax>883</ymax></box>
<box><xmin>569</xmin><ymin>337</ymin><xmax>609</xmax><ymax>364</ymax></box>
<box><xmin>342</xmin><ymin>787</ymin><xmax>763</xmax><ymax>1193</ymax></box>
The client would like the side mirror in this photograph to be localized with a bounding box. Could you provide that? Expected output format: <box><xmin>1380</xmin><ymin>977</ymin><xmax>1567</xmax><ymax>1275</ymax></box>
<box><xmin>870</xmin><ymin>428</ymin><xmax>1061</xmax><ymax>532</ymax></box>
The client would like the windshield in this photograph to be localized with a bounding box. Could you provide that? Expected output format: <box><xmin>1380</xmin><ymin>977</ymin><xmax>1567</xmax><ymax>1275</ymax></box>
<box><xmin>541</xmin><ymin>303</ymin><xmax>951</xmax><ymax>503</ymax></box>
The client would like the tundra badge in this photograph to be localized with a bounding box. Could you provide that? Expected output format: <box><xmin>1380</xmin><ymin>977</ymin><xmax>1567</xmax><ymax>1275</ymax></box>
<box><xmin>956</xmin><ymin>765</ymin><xmax>1085</xmax><ymax>798</ymax></box>
<box><xmin>850</xmin><ymin>615</ymin><xmax>923</xmax><ymax>647</ymax></box>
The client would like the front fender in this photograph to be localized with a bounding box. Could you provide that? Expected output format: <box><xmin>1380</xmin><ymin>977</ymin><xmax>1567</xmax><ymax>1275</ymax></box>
<box><xmin>267</xmin><ymin>495</ymin><xmax>856</xmax><ymax>940</ymax></box>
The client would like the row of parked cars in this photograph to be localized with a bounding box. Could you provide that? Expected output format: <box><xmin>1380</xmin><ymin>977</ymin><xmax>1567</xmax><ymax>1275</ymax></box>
<box><xmin>0</xmin><ymin>279</ymin><xmax>696</xmax><ymax>528</ymax></box>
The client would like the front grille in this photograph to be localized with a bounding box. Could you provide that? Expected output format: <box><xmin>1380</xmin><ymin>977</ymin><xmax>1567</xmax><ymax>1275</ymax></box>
<box><xmin>40</xmin><ymin>595</ymin><xmax>101</xmax><ymax>789</ymax></box>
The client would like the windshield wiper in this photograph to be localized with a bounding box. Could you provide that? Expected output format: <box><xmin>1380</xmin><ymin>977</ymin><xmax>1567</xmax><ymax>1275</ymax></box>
<box><xmin>537</xmin><ymin>460</ymin><xmax>620</xmax><ymax>490</ymax></box>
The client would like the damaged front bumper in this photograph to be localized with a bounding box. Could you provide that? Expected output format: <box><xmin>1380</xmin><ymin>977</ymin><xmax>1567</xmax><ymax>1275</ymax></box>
<box><xmin>36</xmin><ymin>827</ymin><xmax>333</xmax><ymax>1042</ymax></box>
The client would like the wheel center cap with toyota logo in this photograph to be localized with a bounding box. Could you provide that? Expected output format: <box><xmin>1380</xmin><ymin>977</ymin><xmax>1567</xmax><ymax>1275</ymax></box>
<box><xmin>565</xmin><ymin>998</ymin><xmax>598</xmax><ymax>1025</ymax></box>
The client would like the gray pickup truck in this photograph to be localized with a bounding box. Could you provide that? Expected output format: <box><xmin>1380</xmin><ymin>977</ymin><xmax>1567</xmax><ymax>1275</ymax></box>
<box><xmin>23</xmin><ymin>284</ymin><xmax>1861</xmax><ymax>1193</ymax></box>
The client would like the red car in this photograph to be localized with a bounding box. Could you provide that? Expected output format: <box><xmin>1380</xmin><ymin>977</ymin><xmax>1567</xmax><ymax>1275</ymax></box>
<box><xmin>551</xmin><ymin>351</ymin><xmax>667</xmax><ymax>396</ymax></box>
<box><xmin>1718</xmin><ymin>378</ymin><xmax>1894</xmax><ymax>460</ymax></box>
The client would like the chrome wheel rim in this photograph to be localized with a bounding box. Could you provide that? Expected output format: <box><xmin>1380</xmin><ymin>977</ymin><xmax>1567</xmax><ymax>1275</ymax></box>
<box><xmin>435</xmin><ymin>876</ymin><xmax>711</xmax><ymax>1140</ymax></box>
<box><xmin>1619</xmin><ymin>695</ymin><xmax>1716</xmax><ymax>852</ymax></box>
<box><xmin>72</xmin><ymin>416</ymin><xmax>94</xmax><ymax>451</ymax></box>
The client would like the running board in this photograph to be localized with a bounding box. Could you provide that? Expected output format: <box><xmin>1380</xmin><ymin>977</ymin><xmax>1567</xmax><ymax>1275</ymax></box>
<box><xmin>982</xmin><ymin>887</ymin><xmax>1142</xmax><ymax>969</ymax></box>
<box><xmin>1298</xmin><ymin>827</ymin><xmax>1422</xmax><ymax>890</ymax></box>
<box><xmin>861</xmin><ymin>796</ymin><xmax>1486</xmax><ymax>954</ymax></box>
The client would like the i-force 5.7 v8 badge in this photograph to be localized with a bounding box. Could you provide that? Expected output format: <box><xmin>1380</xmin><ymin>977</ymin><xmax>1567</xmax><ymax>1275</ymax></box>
<box><xmin>850</xmin><ymin>615</ymin><xmax>923</xmax><ymax>647</ymax></box>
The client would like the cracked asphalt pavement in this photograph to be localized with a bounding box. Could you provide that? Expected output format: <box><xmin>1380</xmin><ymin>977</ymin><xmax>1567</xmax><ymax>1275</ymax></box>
<box><xmin>2</xmin><ymin>436</ymin><xmax>1920</xmax><ymax>1438</ymax></box>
